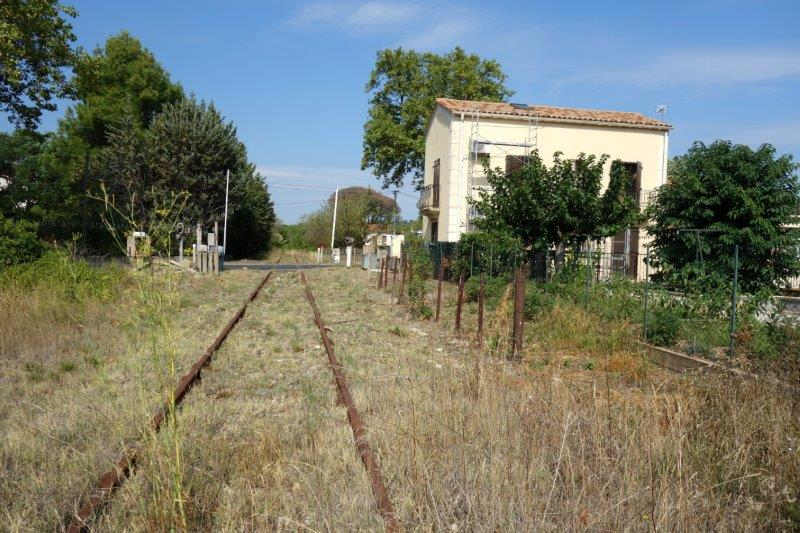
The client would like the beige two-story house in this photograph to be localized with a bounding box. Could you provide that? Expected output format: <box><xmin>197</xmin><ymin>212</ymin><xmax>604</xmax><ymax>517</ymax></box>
<box><xmin>419</xmin><ymin>98</ymin><xmax>671</xmax><ymax>279</ymax></box>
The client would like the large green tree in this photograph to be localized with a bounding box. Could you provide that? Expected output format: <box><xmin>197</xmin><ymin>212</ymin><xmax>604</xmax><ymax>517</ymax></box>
<box><xmin>647</xmin><ymin>140</ymin><xmax>800</xmax><ymax>292</ymax></box>
<box><xmin>101</xmin><ymin>98</ymin><xmax>275</xmax><ymax>258</ymax></box>
<box><xmin>65</xmin><ymin>31</ymin><xmax>184</xmax><ymax>147</ymax></box>
<box><xmin>39</xmin><ymin>32</ymin><xmax>184</xmax><ymax>250</ymax></box>
<box><xmin>362</xmin><ymin>47</ymin><xmax>512</xmax><ymax>189</ymax></box>
<box><xmin>472</xmin><ymin>151</ymin><xmax>639</xmax><ymax>252</ymax></box>
<box><xmin>302</xmin><ymin>187</ymin><xmax>397</xmax><ymax>247</ymax></box>
<box><xmin>0</xmin><ymin>130</ymin><xmax>79</xmax><ymax>242</ymax></box>
<box><xmin>0</xmin><ymin>0</ymin><xmax>78</xmax><ymax>129</ymax></box>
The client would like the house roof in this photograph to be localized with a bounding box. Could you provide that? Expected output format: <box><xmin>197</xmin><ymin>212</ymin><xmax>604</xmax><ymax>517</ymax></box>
<box><xmin>435</xmin><ymin>98</ymin><xmax>671</xmax><ymax>131</ymax></box>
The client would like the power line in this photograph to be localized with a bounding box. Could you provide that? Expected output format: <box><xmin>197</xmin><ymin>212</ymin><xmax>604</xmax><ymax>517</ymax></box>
<box><xmin>267</xmin><ymin>183</ymin><xmax>338</xmax><ymax>192</ymax></box>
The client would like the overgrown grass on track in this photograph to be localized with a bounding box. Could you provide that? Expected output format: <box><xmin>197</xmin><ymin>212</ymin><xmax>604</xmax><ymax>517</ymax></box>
<box><xmin>1</xmin><ymin>257</ymin><xmax>798</xmax><ymax>530</ymax></box>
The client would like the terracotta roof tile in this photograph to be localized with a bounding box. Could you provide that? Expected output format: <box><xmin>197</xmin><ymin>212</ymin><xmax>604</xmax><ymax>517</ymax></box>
<box><xmin>436</xmin><ymin>98</ymin><xmax>671</xmax><ymax>130</ymax></box>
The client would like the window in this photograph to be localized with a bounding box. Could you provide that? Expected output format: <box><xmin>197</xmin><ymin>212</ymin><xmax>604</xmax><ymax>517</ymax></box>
<box><xmin>505</xmin><ymin>154</ymin><xmax>532</xmax><ymax>175</ymax></box>
<box><xmin>472</xmin><ymin>152</ymin><xmax>490</xmax><ymax>186</ymax></box>
<box><xmin>432</xmin><ymin>159</ymin><xmax>440</xmax><ymax>207</ymax></box>
<box><xmin>620</xmin><ymin>162</ymin><xmax>641</xmax><ymax>207</ymax></box>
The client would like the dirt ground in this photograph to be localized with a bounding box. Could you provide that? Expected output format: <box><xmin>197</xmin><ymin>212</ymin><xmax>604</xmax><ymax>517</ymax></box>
<box><xmin>2</xmin><ymin>264</ymin><xmax>798</xmax><ymax>531</ymax></box>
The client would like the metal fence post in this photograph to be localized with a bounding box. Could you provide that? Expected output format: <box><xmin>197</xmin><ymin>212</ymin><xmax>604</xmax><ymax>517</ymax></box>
<box><xmin>455</xmin><ymin>272</ymin><xmax>465</xmax><ymax>331</ymax></box>
<box><xmin>729</xmin><ymin>244</ymin><xmax>739</xmax><ymax>357</ymax></box>
<box><xmin>643</xmin><ymin>245</ymin><xmax>650</xmax><ymax>341</ymax></box>
<box><xmin>435</xmin><ymin>258</ymin><xmax>443</xmax><ymax>322</ymax></box>
<box><xmin>584</xmin><ymin>245</ymin><xmax>591</xmax><ymax>308</ymax></box>
<box><xmin>477</xmin><ymin>273</ymin><xmax>485</xmax><ymax>346</ymax></box>
<box><xmin>470</xmin><ymin>241</ymin><xmax>474</xmax><ymax>278</ymax></box>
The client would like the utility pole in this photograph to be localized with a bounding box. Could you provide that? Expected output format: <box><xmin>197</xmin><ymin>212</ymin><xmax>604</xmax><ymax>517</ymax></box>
<box><xmin>223</xmin><ymin>169</ymin><xmax>230</xmax><ymax>252</ymax></box>
<box><xmin>330</xmin><ymin>186</ymin><xmax>339</xmax><ymax>251</ymax></box>
<box><xmin>392</xmin><ymin>189</ymin><xmax>398</xmax><ymax>235</ymax></box>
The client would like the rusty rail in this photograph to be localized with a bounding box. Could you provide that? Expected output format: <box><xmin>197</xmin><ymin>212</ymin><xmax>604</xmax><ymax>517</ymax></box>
<box><xmin>66</xmin><ymin>271</ymin><xmax>274</xmax><ymax>532</ymax></box>
<box><xmin>299</xmin><ymin>272</ymin><xmax>400</xmax><ymax>532</ymax></box>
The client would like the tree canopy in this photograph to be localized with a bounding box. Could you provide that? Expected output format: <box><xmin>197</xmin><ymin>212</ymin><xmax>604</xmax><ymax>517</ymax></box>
<box><xmin>362</xmin><ymin>47</ymin><xmax>512</xmax><ymax>190</ymax></box>
<box><xmin>471</xmin><ymin>151</ymin><xmax>639</xmax><ymax>253</ymax></box>
<box><xmin>647</xmin><ymin>140</ymin><xmax>800</xmax><ymax>292</ymax></box>
<box><xmin>101</xmin><ymin>98</ymin><xmax>275</xmax><ymax>258</ymax></box>
<box><xmin>0</xmin><ymin>0</ymin><xmax>78</xmax><ymax>129</ymax></box>
<box><xmin>1</xmin><ymin>31</ymin><xmax>274</xmax><ymax>259</ymax></box>
<box><xmin>66</xmin><ymin>31</ymin><xmax>184</xmax><ymax>147</ymax></box>
<box><xmin>302</xmin><ymin>187</ymin><xmax>397</xmax><ymax>247</ymax></box>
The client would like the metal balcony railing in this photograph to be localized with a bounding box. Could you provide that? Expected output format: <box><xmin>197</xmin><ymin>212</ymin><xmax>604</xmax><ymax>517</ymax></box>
<box><xmin>418</xmin><ymin>183</ymin><xmax>439</xmax><ymax>211</ymax></box>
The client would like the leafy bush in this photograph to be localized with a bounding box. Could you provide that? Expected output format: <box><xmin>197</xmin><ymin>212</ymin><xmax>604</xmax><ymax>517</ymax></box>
<box><xmin>646</xmin><ymin>306</ymin><xmax>681</xmax><ymax>347</ymax></box>
<box><xmin>404</xmin><ymin>233</ymin><xmax>432</xmax><ymax>318</ymax></box>
<box><xmin>0</xmin><ymin>250</ymin><xmax>124</xmax><ymax>302</ymax></box>
<box><xmin>0</xmin><ymin>216</ymin><xmax>44</xmax><ymax>268</ymax></box>
<box><xmin>450</xmin><ymin>230</ymin><xmax>523</xmax><ymax>280</ymax></box>
<box><xmin>464</xmin><ymin>275</ymin><xmax>511</xmax><ymax>304</ymax></box>
<box><xmin>524</xmin><ymin>284</ymin><xmax>553</xmax><ymax>319</ymax></box>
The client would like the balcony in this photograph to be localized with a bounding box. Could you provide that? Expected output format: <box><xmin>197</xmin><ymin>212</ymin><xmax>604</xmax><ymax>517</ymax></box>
<box><xmin>418</xmin><ymin>183</ymin><xmax>440</xmax><ymax>216</ymax></box>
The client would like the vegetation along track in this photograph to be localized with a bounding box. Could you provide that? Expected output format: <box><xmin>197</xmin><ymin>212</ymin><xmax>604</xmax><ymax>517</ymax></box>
<box><xmin>65</xmin><ymin>258</ymin><xmax>400</xmax><ymax>532</ymax></box>
<box><xmin>66</xmin><ymin>270</ymin><xmax>275</xmax><ymax>532</ymax></box>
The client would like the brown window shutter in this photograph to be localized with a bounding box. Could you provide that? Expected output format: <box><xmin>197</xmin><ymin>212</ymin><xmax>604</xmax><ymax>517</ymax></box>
<box><xmin>506</xmin><ymin>155</ymin><xmax>532</xmax><ymax>175</ymax></box>
<box><xmin>506</xmin><ymin>155</ymin><xmax>522</xmax><ymax>175</ymax></box>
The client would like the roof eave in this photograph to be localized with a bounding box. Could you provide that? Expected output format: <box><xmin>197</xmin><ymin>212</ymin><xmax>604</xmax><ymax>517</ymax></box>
<box><xmin>442</xmin><ymin>106</ymin><xmax>672</xmax><ymax>132</ymax></box>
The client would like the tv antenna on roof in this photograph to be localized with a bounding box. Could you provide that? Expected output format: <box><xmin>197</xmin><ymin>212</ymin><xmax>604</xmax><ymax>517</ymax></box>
<box><xmin>656</xmin><ymin>104</ymin><xmax>667</xmax><ymax>118</ymax></box>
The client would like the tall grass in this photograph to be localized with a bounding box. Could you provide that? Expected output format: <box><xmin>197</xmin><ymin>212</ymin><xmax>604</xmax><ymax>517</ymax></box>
<box><xmin>0</xmin><ymin>251</ymin><xmax>127</xmax><ymax>368</ymax></box>
<box><xmin>3</xmin><ymin>258</ymin><xmax>798</xmax><ymax>530</ymax></box>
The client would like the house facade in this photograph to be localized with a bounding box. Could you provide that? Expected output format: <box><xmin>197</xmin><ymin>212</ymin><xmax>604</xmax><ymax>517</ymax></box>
<box><xmin>419</xmin><ymin>98</ymin><xmax>671</xmax><ymax>279</ymax></box>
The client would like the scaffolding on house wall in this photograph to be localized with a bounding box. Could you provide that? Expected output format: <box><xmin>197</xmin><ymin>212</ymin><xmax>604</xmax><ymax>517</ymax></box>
<box><xmin>464</xmin><ymin>108</ymin><xmax>539</xmax><ymax>233</ymax></box>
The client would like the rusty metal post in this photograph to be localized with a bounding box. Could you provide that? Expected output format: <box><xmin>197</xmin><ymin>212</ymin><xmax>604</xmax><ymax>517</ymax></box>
<box><xmin>392</xmin><ymin>257</ymin><xmax>398</xmax><ymax>286</ymax></box>
<box><xmin>383</xmin><ymin>256</ymin><xmax>389</xmax><ymax>289</ymax></box>
<box><xmin>435</xmin><ymin>259</ymin><xmax>443</xmax><ymax>322</ymax></box>
<box><xmin>455</xmin><ymin>272</ymin><xmax>465</xmax><ymax>331</ymax></box>
<box><xmin>477</xmin><ymin>273</ymin><xmax>485</xmax><ymax>346</ymax></box>
<box><xmin>511</xmin><ymin>263</ymin><xmax>526</xmax><ymax>359</ymax></box>
<box><xmin>398</xmin><ymin>256</ymin><xmax>407</xmax><ymax>305</ymax></box>
<box><xmin>377</xmin><ymin>257</ymin><xmax>384</xmax><ymax>289</ymax></box>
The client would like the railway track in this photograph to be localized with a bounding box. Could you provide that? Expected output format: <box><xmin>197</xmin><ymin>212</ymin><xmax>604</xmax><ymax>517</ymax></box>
<box><xmin>66</xmin><ymin>270</ymin><xmax>275</xmax><ymax>532</ymax></box>
<box><xmin>300</xmin><ymin>271</ymin><xmax>400</xmax><ymax>532</ymax></box>
<box><xmin>65</xmin><ymin>260</ymin><xmax>399</xmax><ymax>532</ymax></box>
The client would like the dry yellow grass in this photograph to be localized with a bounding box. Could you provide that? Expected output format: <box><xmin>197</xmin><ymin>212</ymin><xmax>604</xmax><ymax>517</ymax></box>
<box><xmin>2</xmin><ymin>262</ymin><xmax>798</xmax><ymax>531</ymax></box>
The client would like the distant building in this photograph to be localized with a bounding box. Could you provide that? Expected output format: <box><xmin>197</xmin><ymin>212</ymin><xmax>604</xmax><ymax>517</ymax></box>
<box><xmin>420</xmin><ymin>98</ymin><xmax>671</xmax><ymax>279</ymax></box>
<box><xmin>363</xmin><ymin>233</ymin><xmax>404</xmax><ymax>258</ymax></box>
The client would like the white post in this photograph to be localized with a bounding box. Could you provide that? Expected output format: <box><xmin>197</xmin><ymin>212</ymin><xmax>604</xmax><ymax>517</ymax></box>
<box><xmin>330</xmin><ymin>186</ymin><xmax>338</xmax><ymax>251</ymax></box>
<box><xmin>223</xmin><ymin>169</ymin><xmax>230</xmax><ymax>251</ymax></box>
<box><xmin>346</xmin><ymin>245</ymin><xmax>352</xmax><ymax>267</ymax></box>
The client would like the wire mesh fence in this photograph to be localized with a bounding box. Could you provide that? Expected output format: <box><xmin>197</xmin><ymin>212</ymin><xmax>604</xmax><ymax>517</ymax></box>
<box><xmin>410</xmin><ymin>238</ymin><xmax>799</xmax><ymax>365</ymax></box>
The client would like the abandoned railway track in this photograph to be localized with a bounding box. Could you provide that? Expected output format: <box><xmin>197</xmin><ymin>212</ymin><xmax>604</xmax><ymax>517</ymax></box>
<box><xmin>300</xmin><ymin>271</ymin><xmax>400</xmax><ymax>532</ymax></box>
<box><xmin>65</xmin><ymin>261</ymin><xmax>400</xmax><ymax>532</ymax></box>
<box><xmin>66</xmin><ymin>270</ymin><xmax>275</xmax><ymax>532</ymax></box>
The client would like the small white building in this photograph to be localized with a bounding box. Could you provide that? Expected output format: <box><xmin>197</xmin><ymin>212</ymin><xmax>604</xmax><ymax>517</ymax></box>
<box><xmin>363</xmin><ymin>233</ymin><xmax>405</xmax><ymax>258</ymax></box>
<box><xmin>420</xmin><ymin>98</ymin><xmax>671</xmax><ymax>279</ymax></box>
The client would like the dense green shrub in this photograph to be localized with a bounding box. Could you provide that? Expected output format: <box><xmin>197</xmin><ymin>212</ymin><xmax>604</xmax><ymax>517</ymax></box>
<box><xmin>524</xmin><ymin>284</ymin><xmax>553</xmax><ymax>319</ymax></box>
<box><xmin>450</xmin><ymin>230</ymin><xmax>523</xmax><ymax>280</ymax></box>
<box><xmin>0</xmin><ymin>216</ymin><xmax>44</xmax><ymax>268</ymax></box>
<box><xmin>646</xmin><ymin>306</ymin><xmax>681</xmax><ymax>347</ymax></box>
<box><xmin>404</xmin><ymin>233</ymin><xmax>433</xmax><ymax>318</ymax></box>
<box><xmin>647</xmin><ymin>141</ymin><xmax>800</xmax><ymax>293</ymax></box>
<box><xmin>464</xmin><ymin>275</ymin><xmax>511</xmax><ymax>305</ymax></box>
<box><xmin>0</xmin><ymin>250</ymin><xmax>124</xmax><ymax>302</ymax></box>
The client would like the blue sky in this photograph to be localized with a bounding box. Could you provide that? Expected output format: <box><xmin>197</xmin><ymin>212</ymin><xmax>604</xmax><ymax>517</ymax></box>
<box><xmin>7</xmin><ymin>0</ymin><xmax>800</xmax><ymax>223</ymax></box>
